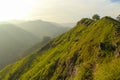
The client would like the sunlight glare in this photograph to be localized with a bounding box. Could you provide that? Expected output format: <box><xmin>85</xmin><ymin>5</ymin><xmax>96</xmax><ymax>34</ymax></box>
<box><xmin>0</xmin><ymin>0</ymin><xmax>35</xmax><ymax>21</ymax></box>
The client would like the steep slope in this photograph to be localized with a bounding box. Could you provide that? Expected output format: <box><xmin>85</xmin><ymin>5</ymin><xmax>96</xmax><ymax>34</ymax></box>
<box><xmin>16</xmin><ymin>20</ymin><xmax>70</xmax><ymax>39</ymax></box>
<box><xmin>0</xmin><ymin>23</ymin><xmax>40</xmax><ymax>68</ymax></box>
<box><xmin>0</xmin><ymin>17</ymin><xmax>120</xmax><ymax>80</ymax></box>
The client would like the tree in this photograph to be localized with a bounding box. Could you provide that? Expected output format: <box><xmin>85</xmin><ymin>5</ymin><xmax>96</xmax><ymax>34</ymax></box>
<box><xmin>42</xmin><ymin>36</ymin><xmax>51</xmax><ymax>43</ymax></box>
<box><xmin>92</xmin><ymin>14</ymin><xmax>100</xmax><ymax>21</ymax></box>
<box><xmin>116</xmin><ymin>15</ymin><xmax>120</xmax><ymax>22</ymax></box>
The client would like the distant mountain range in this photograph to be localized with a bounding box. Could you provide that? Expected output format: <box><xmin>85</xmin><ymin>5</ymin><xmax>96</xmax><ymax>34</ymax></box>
<box><xmin>0</xmin><ymin>23</ymin><xmax>39</xmax><ymax>68</ymax></box>
<box><xmin>16</xmin><ymin>20</ymin><xmax>70</xmax><ymax>39</ymax></box>
<box><xmin>60</xmin><ymin>23</ymin><xmax>76</xmax><ymax>27</ymax></box>
<box><xmin>0</xmin><ymin>20</ymin><xmax>70</xmax><ymax>69</ymax></box>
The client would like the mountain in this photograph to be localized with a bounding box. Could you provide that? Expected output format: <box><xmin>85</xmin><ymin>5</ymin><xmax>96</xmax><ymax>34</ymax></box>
<box><xmin>61</xmin><ymin>23</ymin><xmax>76</xmax><ymax>27</ymax></box>
<box><xmin>0</xmin><ymin>20</ymin><xmax>69</xmax><ymax>69</ymax></box>
<box><xmin>15</xmin><ymin>20</ymin><xmax>70</xmax><ymax>39</ymax></box>
<box><xmin>0</xmin><ymin>16</ymin><xmax>120</xmax><ymax>80</ymax></box>
<box><xmin>0</xmin><ymin>23</ymin><xmax>40</xmax><ymax>68</ymax></box>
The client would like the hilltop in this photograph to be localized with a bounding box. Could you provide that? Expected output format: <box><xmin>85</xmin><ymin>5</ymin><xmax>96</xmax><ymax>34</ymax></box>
<box><xmin>0</xmin><ymin>16</ymin><xmax>120</xmax><ymax>80</ymax></box>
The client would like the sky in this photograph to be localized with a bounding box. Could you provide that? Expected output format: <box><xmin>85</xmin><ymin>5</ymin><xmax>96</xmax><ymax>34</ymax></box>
<box><xmin>0</xmin><ymin>0</ymin><xmax>120</xmax><ymax>23</ymax></box>
<box><xmin>111</xmin><ymin>0</ymin><xmax>120</xmax><ymax>2</ymax></box>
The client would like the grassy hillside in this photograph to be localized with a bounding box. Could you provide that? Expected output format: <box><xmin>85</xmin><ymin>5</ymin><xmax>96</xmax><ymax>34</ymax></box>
<box><xmin>0</xmin><ymin>16</ymin><xmax>120</xmax><ymax>80</ymax></box>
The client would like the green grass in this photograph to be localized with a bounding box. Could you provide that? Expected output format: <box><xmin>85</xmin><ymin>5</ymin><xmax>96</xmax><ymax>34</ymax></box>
<box><xmin>94</xmin><ymin>58</ymin><xmax>120</xmax><ymax>80</ymax></box>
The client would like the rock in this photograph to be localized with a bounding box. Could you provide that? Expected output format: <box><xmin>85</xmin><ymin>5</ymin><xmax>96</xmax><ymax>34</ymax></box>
<box><xmin>115</xmin><ymin>52</ymin><xmax>120</xmax><ymax>58</ymax></box>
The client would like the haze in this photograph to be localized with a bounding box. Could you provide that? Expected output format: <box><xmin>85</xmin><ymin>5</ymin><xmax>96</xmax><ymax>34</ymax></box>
<box><xmin>0</xmin><ymin>0</ymin><xmax>120</xmax><ymax>23</ymax></box>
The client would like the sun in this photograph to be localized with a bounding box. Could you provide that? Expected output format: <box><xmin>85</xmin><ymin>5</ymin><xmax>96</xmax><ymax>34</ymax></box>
<box><xmin>0</xmin><ymin>0</ymin><xmax>34</xmax><ymax>21</ymax></box>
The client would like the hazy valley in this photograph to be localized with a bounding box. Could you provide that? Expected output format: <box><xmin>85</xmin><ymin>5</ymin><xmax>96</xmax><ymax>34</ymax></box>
<box><xmin>0</xmin><ymin>20</ymin><xmax>69</xmax><ymax>69</ymax></box>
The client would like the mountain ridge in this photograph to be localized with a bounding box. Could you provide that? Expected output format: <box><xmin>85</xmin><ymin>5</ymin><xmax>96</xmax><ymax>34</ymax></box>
<box><xmin>15</xmin><ymin>20</ymin><xmax>70</xmax><ymax>39</ymax></box>
<box><xmin>0</xmin><ymin>16</ymin><xmax>120</xmax><ymax>80</ymax></box>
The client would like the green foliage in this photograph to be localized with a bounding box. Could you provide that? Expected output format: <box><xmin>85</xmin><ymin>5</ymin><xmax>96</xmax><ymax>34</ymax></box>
<box><xmin>92</xmin><ymin>14</ymin><xmax>100</xmax><ymax>21</ymax></box>
<box><xmin>0</xmin><ymin>16</ymin><xmax>120</xmax><ymax>80</ymax></box>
